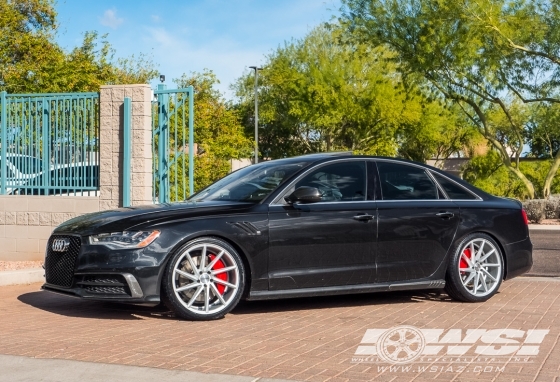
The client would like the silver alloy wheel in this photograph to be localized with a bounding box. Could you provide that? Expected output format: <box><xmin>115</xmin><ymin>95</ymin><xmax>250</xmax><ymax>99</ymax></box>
<box><xmin>172</xmin><ymin>243</ymin><xmax>240</xmax><ymax>315</ymax></box>
<box><xmin>458</xmin><ymin>238</ymin><xmax>502</xmax><ymax>297</ymax></box>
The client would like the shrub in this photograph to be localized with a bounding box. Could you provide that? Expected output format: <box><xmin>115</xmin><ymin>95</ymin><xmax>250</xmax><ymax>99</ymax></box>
<box><xmin>522</xmin><ymin>200</ymin><xmax>546</xmax><ymax>223</ymax></box>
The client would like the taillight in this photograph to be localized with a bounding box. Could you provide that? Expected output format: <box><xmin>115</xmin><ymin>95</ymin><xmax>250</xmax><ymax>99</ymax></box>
<box><xmin>521</xmin><ymin>209</ymin><xmax>529</xmax><ymax>225</ymax></box>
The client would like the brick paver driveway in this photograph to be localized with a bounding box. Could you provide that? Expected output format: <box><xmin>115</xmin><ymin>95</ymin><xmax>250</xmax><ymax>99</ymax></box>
<box><xmin>1</xmin><ymin>278</ymin><xmax>559</xmax><ymax>381</ymax></box>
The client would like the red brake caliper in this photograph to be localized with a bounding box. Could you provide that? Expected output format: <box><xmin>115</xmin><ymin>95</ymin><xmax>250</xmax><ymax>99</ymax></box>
<box><xmin>460</xmin><ymin>248</ymin><xmax>471</xmax><ymax>274</ymax></box>
<box><xmin>208</xmin><ymin>254</ymin><xmax>227</xmax><ymax>295</ymax></box>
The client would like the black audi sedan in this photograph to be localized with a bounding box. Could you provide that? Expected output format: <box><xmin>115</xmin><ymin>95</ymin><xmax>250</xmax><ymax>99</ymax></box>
<box><xmin>43</xmin><ymin>153</ymin><xmax>532</xmax><ymax>320</ymax></box>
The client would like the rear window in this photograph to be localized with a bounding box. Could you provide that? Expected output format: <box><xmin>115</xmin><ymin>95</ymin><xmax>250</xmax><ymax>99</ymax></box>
<box><xmin>432</xmin><ymin>173</ymin><xmax>478</xmax><ymax>200</ymax></box>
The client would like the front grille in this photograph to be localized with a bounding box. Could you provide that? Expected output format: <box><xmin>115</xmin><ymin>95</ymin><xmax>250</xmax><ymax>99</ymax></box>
<box><xmin>44</xmin><ymin>235</ymin><xmax>81</xmax><ymax>287</ymax></box>
<box><xmin>84</xmin><ymin>285</ymin><xmax>127</xmax><ymax>294</ymax></box>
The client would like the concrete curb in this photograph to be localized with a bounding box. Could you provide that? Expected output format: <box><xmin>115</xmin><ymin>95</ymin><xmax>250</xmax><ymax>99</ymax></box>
<box><xmin>529</xmin><ymin>224</ymin><xmax>560</xmax><ymax>230</ymax></box>
<box><xmin>0</xmin><ymin>268</ymin><xmax>44</xmax><ymax>287</ymax></box>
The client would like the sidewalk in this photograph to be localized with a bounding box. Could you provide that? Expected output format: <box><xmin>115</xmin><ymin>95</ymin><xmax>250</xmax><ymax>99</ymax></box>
<box><xmin>0</xmin><ymin>354</ymin><xmax>291</xmax><ymax>382</ymax></box>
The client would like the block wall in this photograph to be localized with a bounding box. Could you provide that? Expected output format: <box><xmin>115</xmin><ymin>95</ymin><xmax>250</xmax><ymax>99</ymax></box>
<box><xmin>1</xmin><ymin>84</ymin><xmax>153</xmax><ymax>261</ymax></box>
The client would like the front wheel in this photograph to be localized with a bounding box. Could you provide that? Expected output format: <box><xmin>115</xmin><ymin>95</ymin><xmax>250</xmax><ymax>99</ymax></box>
<box><xmin>162</xmin><ymin>237</ymin><xmax>245</xmax><ymax>320</ymax></box>
<box><xmin>445</xmin><ymin>233</ymin><xmax>504</xmax><ymax>302</ymax></box>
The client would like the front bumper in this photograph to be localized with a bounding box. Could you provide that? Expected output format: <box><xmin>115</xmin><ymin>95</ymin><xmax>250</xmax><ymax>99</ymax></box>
<box><xmin>42</xmin><ymin>272</ymin><xmax>160</xmax><ymax>306</ymax></box>
<box><xmin>43</xmin><ymin>232</ymin><xmax>169</xmax><ymax>305</ymax></box>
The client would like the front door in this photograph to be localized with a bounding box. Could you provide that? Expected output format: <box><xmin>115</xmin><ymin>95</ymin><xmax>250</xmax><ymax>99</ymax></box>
<box><xmin>374</xmin><ymin>160</ymin><xmax>460</xmax><ymax>283</ymax></box>
<box><xmin>268</xmin><ymin>160</ymin><xmax>376</xmax><ymax>290</ymax></box>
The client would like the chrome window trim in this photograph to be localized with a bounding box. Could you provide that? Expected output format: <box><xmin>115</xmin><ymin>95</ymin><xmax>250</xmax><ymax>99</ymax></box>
<box><xmin>271</xmin><ymin>158</ymin><xmax>368</xmax><ymax>205</ymax></box>
<box><xmin>271</xmin><ymin>157</ymin><xmax>483</xmax><ymax>205</ymax></box>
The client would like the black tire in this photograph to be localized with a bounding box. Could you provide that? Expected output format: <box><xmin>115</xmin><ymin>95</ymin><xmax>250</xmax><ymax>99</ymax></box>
<box><xmin>162</xmin><ymin>237</ymin><xmax>245</xmax><ymax>320</ymax></box>
<box><xmin>445</xmin><ymin>233</ymin><xmax>504</xmax><ymax>302</ymax></box>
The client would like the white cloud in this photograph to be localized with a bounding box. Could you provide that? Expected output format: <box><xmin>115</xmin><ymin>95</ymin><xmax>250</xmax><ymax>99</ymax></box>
<box><xmin>143</xmin><ymin>26</ymin><xmax>264</xmax><ymax>99</ymax></box>
<box><xmin>100</xmin><ymin>9</ymin><xmax>124</xmax><ymax>29</ymax></box>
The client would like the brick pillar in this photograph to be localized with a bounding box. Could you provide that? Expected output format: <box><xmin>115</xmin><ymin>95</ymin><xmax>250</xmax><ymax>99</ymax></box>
<box><xmin>99</xmin><ymin>84</ymin><xmax>153</xmax><ymax>209</ymax></box>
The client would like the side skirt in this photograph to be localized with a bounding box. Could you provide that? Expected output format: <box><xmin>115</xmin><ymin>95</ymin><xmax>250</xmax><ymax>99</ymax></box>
<box><xmin>247</xmin><ymin>279</ymin><xmax>446</xmax><ymax>301</ymax></box>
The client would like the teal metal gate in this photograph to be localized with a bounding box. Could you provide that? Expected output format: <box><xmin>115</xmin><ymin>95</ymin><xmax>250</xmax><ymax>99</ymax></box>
<box><xmin>152</xmin><ymin>85</ymin><xmax>194</xmax><ymax>203</ymax></box>
<box><xmin>0</xmin><ymin>91</ymin><xmax>99</xmax><ymax>195</ymax></box>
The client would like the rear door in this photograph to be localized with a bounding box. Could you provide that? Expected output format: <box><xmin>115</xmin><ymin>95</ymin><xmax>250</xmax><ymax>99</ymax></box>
<box><xmin>374</xmin><ymin>160</ymin><xmax>460</xmax><ymax>283</ymax></box>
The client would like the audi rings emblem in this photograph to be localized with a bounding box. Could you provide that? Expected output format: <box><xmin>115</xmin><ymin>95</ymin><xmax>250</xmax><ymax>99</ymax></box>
<box><xmin>51</xmin><ymin>238</ymin><xmax>70</xmax><ymax>252</ymax></box>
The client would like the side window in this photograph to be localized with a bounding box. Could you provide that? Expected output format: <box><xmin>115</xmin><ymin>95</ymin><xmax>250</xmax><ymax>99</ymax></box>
<box><xmin>432</xmin><ymin>173</ymin><xmax>478</xmax><ymax>200</ymax></box>
<box><xmin>295</xmin><ymin>161</ymin><xmax>366</xmax><ymax>202</ymax></box>
<box><xmin>377</xmin><ymin>162</ymin><xmax>439</xmax><ymax>200</ymax></box>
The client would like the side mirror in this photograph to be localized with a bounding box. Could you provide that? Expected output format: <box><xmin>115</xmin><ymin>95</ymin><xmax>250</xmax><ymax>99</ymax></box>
<box><xmin>285</xmin><ymin>186</ymin><xmax>322</xmax><ymax>204</ymax></box>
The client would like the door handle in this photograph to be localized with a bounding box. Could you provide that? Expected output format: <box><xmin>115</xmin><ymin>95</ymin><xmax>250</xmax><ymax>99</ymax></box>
<box><xmin>436</xmin><ymin>211</ymin><xmax>454</xmax><ymax>219</ymax></box>
<box><xmin>353</xmin><ymin>214</ymin><xmax>374</xmax><ymax>221</ymax></box>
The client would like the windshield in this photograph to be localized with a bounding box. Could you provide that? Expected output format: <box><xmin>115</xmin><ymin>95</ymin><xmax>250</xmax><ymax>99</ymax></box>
<box><xmin>190</xmin><ymin>161</ymin><xmax>307</xmax><ymax>202</ymax></box>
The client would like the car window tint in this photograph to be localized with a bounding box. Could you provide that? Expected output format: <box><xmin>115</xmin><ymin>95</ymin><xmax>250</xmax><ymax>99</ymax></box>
<box><xmin>432</xmin><ymin>173</ymin><xmax>478</xmax><ymax>200</ymax></box>
<box><xmin>377</xmin><ymin>162</ymin><xmax>438</xmax><ymax>200</ymax></box>
<box><xmin>295</xmin><ymin>161</ymin><xmax>366</xmax><ymax>202</ymax></box>
<box><xmin>192</xmin><ymin>161</ymin><xmax>309</xmax><ymax>203</ymax></box>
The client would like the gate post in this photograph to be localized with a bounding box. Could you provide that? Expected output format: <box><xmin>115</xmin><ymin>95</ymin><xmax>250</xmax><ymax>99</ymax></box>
<box><xmin>99</xmin><ymin>84</ymin><xmax>153</xmax><ymax>209</ymax></box>
<box><xmin>41</xmin><ymin>98</ymin><xmax>51</xmax><ymax>194</ymax></box>
<box><xmin>157</xmin><ymin>83</ymin><xmax>169</xmax><ymax>203</ymax></box>
<box><xmin>188</xmin><ymin>85</ymin><xmax>194</xmax><ymax>196</ymax></box>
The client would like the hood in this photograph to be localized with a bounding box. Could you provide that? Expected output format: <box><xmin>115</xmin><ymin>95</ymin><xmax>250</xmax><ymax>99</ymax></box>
<box><xmin>54</xmin><ymin>201</ymin><xmax>255</xmax><ymax>236</ymax></box>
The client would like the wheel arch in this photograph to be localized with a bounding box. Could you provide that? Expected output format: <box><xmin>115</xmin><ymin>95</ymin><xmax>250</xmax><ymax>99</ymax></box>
<box><xmin>447</xmin><ymin>230</ymin><xmax>508</xmax><ymax>280</ymax></box>
<box><xmin>156</xmin><ymin>233</ymin><xmax>254</xmax><ymax>299</ymax></box>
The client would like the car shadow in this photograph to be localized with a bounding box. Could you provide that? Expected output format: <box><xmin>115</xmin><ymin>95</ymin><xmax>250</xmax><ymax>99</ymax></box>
<box><xmin>18</xmin><ymin>288</ymin><xmax>457</xmax><ymax>321</ymax></box>
<box><xmin>231</xmin><ymin>289</ymin><xmax>455</xmax><ymax>316</ymax></box>
<box><xmin>17</xmin><ymin>291</ymin><xmax>174</xmax><ymax>321</ymax></box>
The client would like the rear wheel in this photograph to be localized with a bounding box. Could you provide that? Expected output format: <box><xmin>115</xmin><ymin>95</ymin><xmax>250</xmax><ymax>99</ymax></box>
<box><xmin>445</xmin><ymin>233</ymin><xmax>504</xmax><ymax>302</ymax></box>
<box><xmin>162</xmin><ymin>237</ymin><xmax>245</xmax><ymax>320</ymax></box>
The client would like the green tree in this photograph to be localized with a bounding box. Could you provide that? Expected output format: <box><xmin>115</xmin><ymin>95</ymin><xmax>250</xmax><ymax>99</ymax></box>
<box><xmin>343</xmin><ymin>0</ymin><xmax>560</xmax><ymax>197</ymax></box>
<box><xmin>51</xmin><ymin>31</ymin><xmax>158</xmax><ymax>92</ymax></box>
<box><xmin>174</xmin><ymin>70</ymin><xmax>252</xmax><ymax>193</ymax></box>
<box><xmin>398</xmin><ymin>103</ymin><xmax>478</xmax><ymax>164</ymax></box>
<box><xmin>526</xmin><ymin>102</ymin><xmax>560</xmax><ymax>196</ymax></box>
<box><xmin>0</xmin><ymin>0</ymin><xmax>60</xmax><ymax>92</ymax></box>
<box><xmin>463</xmin><ymin>151</ymin><xmax>560</xmax><ymax>199</ymax></box>
<box><xmin>0</xmin><ymin>0</ymin><xmax>157</xmax><ymax>93</ymax></box>
<box><xmin>233</xmin><ymin>25</ymin><xmax>473</xmax><ymax>161</ymax></box>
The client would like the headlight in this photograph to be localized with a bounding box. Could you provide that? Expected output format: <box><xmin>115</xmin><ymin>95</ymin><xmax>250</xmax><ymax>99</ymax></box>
<box><xmin>89</xmin><ymin>231</ymin><xmax>160</xmax><ymax>249</ymax></box>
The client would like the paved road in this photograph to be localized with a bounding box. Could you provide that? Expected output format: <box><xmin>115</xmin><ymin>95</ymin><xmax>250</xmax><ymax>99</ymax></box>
<box><xmin>528</xmin><ymin>229</ymin><xmax>560</xmax><ymax>276</ymax></box>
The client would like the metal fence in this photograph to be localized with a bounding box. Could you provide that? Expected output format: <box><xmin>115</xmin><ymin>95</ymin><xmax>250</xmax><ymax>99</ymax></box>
<box><xmin>152</xmin><ymin>85</ymin><xmax>194</xmax><ymax>203</ymax></box>
<box><xmin>0</xmin><ymin>91</ymin><xmax>99</xmax><ymax>196</ymax></box>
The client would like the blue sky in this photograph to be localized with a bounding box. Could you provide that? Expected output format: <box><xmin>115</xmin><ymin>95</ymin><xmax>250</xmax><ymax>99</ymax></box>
<box><xmin>55</xmin><ymin>0</ymin><xmax>340</xmax><ymax>99</ymax></box>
